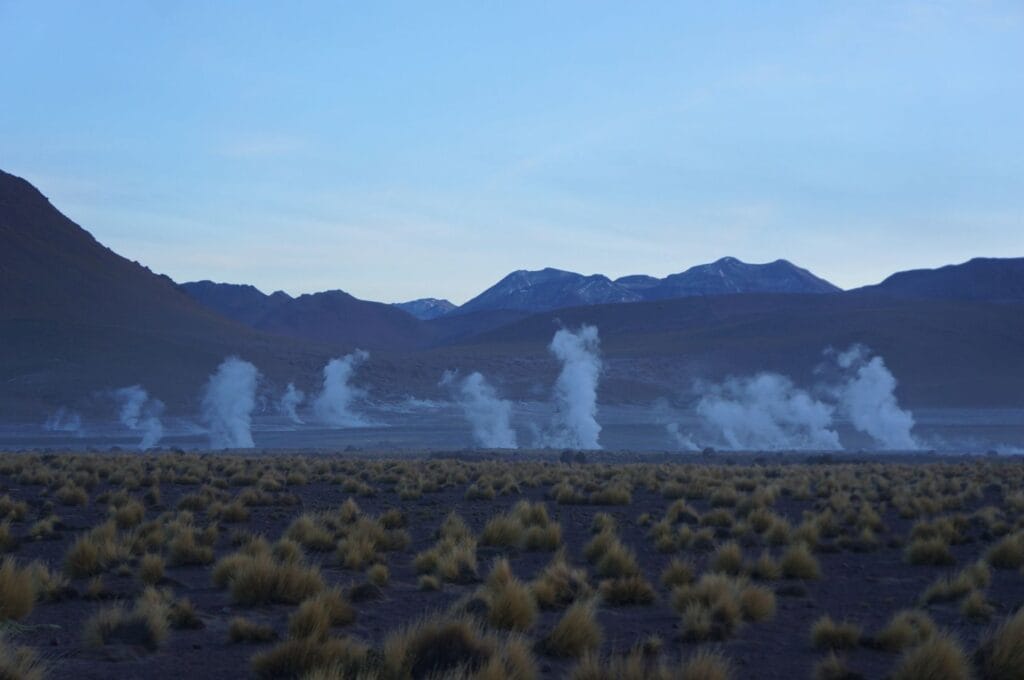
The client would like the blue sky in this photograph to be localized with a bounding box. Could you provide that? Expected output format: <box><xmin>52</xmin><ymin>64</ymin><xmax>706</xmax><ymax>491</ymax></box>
<box><xmin>1</xmin><ymin>1</ymin><xmax>1022</xmax><ymax>303</ymax></box>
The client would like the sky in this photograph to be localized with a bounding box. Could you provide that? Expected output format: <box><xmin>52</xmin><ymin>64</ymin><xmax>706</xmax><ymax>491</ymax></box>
<box><xmin>1</xmin><ymin>1</ymin><xmax>1022</xmax><ymax>304</ymax></box>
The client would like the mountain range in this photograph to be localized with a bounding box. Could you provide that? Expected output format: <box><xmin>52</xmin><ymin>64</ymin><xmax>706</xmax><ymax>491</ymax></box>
<box><xmin>2</xmin><ymin>167</ymin><xmax>1023</xmax><ymax>417</ymax></box>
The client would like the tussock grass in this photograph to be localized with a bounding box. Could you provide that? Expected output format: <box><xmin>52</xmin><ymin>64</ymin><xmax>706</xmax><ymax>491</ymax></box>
<box><xmin>213</xmin><ymin>551</ymin><xmax>325</xmax><ymax>605</ymax></box>
<box><xmin>891</xmin><ymin>633</ymin><xmax>971</xmax><ymax>680</ymax></box>
<box><xmin>531</xmin><ymin>550</ymin><xmax>592</xmax><ymax>609</ymax></box>
<box><xmin>229</xmin><ymin>617</ymin><xmax>277</xmax><ymax>643</ymax></box>
<box><xmin>905</xmin><ymin>537</ymin><xmax>955</xmax><ymax>566</ymax></box>
<box><xmin>382</xmin><ymin>615</ymin><xmax>535</xmax><ymax>678</ymax></box>
<box><xmin>875</xmin><ymin>610</ymin><xmax>937</xmax><ymax>651</ymax></box>
<box><xmin>543</xmin><ymin>600</ymin><xmax>602</xmax><ymax>658</ymax></box>
<box><xmin>599</xmin><ymin>575</ymin><xmax>656</xmax><ymax>606</ymax></box>
<box><xmin>0</xmin><ymin>634</ymin><xmax>46</xmax><ymax>680</ymax></box>
<box><xmin>0</xmin><ymin>558</ymin><xmax>36</xmax><ymax>620</ymax></box>
<box><xmin>481</xmin><ymin>558</ymin><xmax>537</xmax><ymax>631</ymax></box>
<box><xmin>980</xmin><ymin>607</ymin><xmax>1024</xmax><ymax>680</ymax></box>
<box><xmin>251</xmin><ymin>636</ymin><xmax>372</xmax><ymax>679</ymax></box>
<box><xmin>810</xmin><ymin>615</ymin><xmax>861</xmax><ymax>650</ymax></box>
<box><xmin>780</xmin><ymin>543</ymin><xmax>821</xmax><ymax>579</ymax></box>
<box><xmin>83</xmin><ymin>588</ymin><xmax>170</xmax><ymax>650</ymax></box>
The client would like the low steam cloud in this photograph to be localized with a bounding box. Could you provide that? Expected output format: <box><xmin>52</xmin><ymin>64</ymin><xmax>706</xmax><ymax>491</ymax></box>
<box><xmin>43</xmin><ymin>407</ymin><xmax>82</xmax><ymax>434</ymax></box>
<box><xmin>696</xmin><ymin>374</ymin><xmax>840</xmax><ymax>451</ymax></box>
<box><xmin>113</xmin><ymin>385</ymin><xmax>164</xmax><ymax>450</ymax></box>
<box><xmin>313</xmin><ymin>350</ymin><xmax>370</xmax><ymax>427</ymax></box>
<box><xmin>441</xmin><ymin>371</ymin><xmax>517</xmax><ymax>449</ymax></box>
<box><xmin>279</xmin><ymin>383</ymin><xmax>305</xmax><ymax>424</ymax></box>
<box><xmin>545</xmin><ymin>325</ymin><xmax>602</xmax><ymax>450</ymax></box>
<box><xmin>201</xmin><ymin>356</ymin><xmax>259</xmax><ymax>449</ymax></box>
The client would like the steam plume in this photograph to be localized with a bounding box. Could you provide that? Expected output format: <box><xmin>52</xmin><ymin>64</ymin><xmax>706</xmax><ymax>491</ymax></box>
<box><xmin>696</xmin><ymin>373</ymin><xmax>840</xmax><ymax>450</ymax></box>
<box><xmin>279</xmin><ymin>383</ymin><xmax>305</xmax><ymax>424</ymax></box>
<box><xmin>201</xmin><ymin>356</ymin><xmax>259</xmax><ymax>449</ymax></box>
<box><xmin>313</xmin><ymin>350</ymin><xmax>369</xmax><ymax>427</ymax></box>
<box><xmin>546</xmin><ymin>325</ymin><xmax>602</xmax><ymax>449</ymax></box>
<box><xmin>113</xmin><ymin>385</ymin><xmax>164</xmax><ymax>449</ymax></box>
<box><xmin>832</xmin><ymin>345</ymin><xmax>918</xmax><ymax>449</ymax></box>
<box><xmin>441</xmin><ymin>371</ymin><xmax>517</xmax><ymax>448</ymax></box>
<box><xmin>43</xmin><ymin>408</ymin><xmax>82</xmax><ymax>434</ymax></box>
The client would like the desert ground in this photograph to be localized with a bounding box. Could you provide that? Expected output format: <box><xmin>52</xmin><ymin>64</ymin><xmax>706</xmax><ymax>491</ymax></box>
<box><xmin>0</xmin><ymin>451</ymin><xmax>1022</xmax><ymax>679</ymax></box>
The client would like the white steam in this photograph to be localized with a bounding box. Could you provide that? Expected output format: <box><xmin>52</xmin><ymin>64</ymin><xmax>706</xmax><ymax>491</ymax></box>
<box><xmin>441</xmin><ymin>371</ymin><xmax>517</xmax><ymax>449</ymax></box>
<box><xmin>696</xmin><ymin>374</ymin><xmax>840</xmax><ymax>451</ymax></box>
<box><xmin>546</xmin><ymin>326</ymin><xmax>602</xmax><ymax>450</ymax></box>
<box><xmin>832</xmin><ymin>345</ymin><xmax>918</xmax><ymax>449</ymax></box>
<box><xmin>43</xmin><ymin>408</ymin><xmax>82</xmax><ymax>434</ymax></box>
<box><xmin>200</xmin><ymin>356</ymin><xmax>259</xmax><ymax>449</ymax></box>
<box><xmin>279</xmin><ymin>383</ymin><xmax>305</xmax><ymax>424</ymax></box>
<box><xmin>313</xmin><ymin>350</ymin><xmax>370</xmax><ymax>427</ymax></box>
<box><xmin>113</xmin><ymin>385</ymin><xmax>164</xmax><ymax>450</ymax></box>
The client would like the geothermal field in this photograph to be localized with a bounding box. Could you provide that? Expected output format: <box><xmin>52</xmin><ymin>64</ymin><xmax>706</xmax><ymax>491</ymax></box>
<box><xmin>1</xmin><ymin>452</ymin><xmax>1024</xmax><ymax>680</ymax></box>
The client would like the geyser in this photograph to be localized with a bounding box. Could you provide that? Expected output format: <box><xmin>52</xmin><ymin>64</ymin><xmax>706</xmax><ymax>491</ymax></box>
<box><xmin>546</xmin><ymin>325</ymin><xmax>602</xmax><ymax>450</ymax></box>
<box><xmin>832</xmin><ymin>345</ymin><xmax>918</xmax><ymax>450</ymax></box>
<box><xmin>279</xmin><ymin>383</ymin><xmax>305</xmax><ymax>424</ymax></box>
<box><xmin>442</xmin><ymin>371</ymin><xmax>517</xmax><ymax>449</ymax></box>
<box><xmin>313</xmin><ymin>350</ymin><xmax>370</xmax><ymax>427</ymax></box>
<box><xmin>200</xmin><ymin>356</ymin><xmax>259</xmax><ymax>449</ymax></box>
<box><xmin>113</xmin><ymin>385</ymin><xmax>164</xmax><ymax>450</ymax></box>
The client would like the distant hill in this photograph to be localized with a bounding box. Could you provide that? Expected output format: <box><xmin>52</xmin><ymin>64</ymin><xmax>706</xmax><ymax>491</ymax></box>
<box><xmin>180</xmin><ymin>281</ymin><xmax>425</xmax><ymax>352</ymax></box>
<box><xmin>437</xmin><ymin>292</ymin><xmax>1024</xmax><ymax>408</ymax></box>
<box><xmin>856</xmin><ymin>257</ymin><xmax>1024</xmax><ymax>302</ymax></box>
<box><xmin>625</xmin><ymin>257</ymin><xmax>841</xmax><ymax>300</ymax></box>
<box><xmin>454</xmin><ymin>258</ymin><xmax>840</xmax><ymax>315</ymax></box>
<box><xmin>0</xmin><ymin>170</ymin><xmax>331</xmax><ymax>418</ymax></box>
<box><xmin>393</xmin><ymin>298</ymin><xmax>457</xmax><ymax>320</ymax></box>
<box><xmin>457</xmin><ymin>268</ymin><xmax>642</xmax><ymax>314</ymax></box>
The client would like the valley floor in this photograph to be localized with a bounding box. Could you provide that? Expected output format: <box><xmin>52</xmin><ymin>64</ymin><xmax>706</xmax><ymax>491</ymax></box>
<box><xmin>0</xmin><ymin>452</ymin><xmax>1022</xmax><ymax>679</ymax></box>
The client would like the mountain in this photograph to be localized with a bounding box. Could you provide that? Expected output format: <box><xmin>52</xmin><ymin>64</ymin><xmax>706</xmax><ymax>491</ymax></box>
<box><xmin>856</xmin><ymin>257</ymin><xmax>1024</xmax><ymax>302</ymax></box>
<box><xmin>455</xmin><ymin>258</ymin><xmax>840</xmax><ymax>315</ymax></box>
<box><xmin>0</xmin><ymin>169</ymin><xmax>331</xmax><ymax>418</ymax></box>
<box><xmin>627</xmin><ymin>257</ymin><xmax>841</xmax><ymax>300</ymax></box>
<box><xmin>437</xmin><ymin>292</ymin><xmax>1024</xmax><ymax>408</ymax></box>
<box><xmin>457</xmin><ymin>268</ymin><xmax>643</xmax><ymax>314</ymax></box>
<box><xmin>179</xmin><ymin>282</ymin><xmax>426</xmax><ymax>352</ymax></box>
<box><xmin>393</xmin><ymin>298</ymin><xmax>457</xmax><ymax>320</ymax></box>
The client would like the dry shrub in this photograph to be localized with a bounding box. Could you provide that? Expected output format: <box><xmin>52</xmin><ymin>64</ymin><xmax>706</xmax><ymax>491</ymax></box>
<box><xmin>904</xmin><ymin>537</ymin><xmax>955</xmax><ymax>566</ymax></box>
<box><xmin>168</xmin><ymin>526</ymin><xmax>214</xmax><ymax>566</ymax></box>
<box><xmin>875</xmin><ymin>610</ymin><xmax>937</xmax><ymax>651</ymax></box>
<box><xmin>738</xmin><ymin>585</ymin><xmax>776</xmax><ymax>622</ymax></box>
<box><xmin>543</xmin><ymin>600</ymin><xmax>602</xmax><ymax>658</ymax></box>
<box><xmin>83</xmin><ymin>588</ymin><xmax>169</xmax><ymax>650</ymax></box>
<box><xmin>367</xmin><ymin>563</ymin><xmax>389</xmax><ymax>587</ymax></box>
<box><xmin>811</xmin><ymin>615</ymin><xmax>861</xmax><ymax>650</ymax></box>
<box><xmin>251</xmin><ymin>636</ymin><xmax>371</xmax><ymax>679</ymax></box>
<box><xmin>780</xmin><ymin>543</ymin><xmax>821</xmax><ymax>580</ymax></box>
<box><xmin>570</xmin><ymin>648</ymin><xmax>732</xmax><ymax>680</ymax></box>
<box><xmin>680</xmin><ymin>649</ymin><xmax>734</xmax><ymax>680</ymax></box>
<box><xmin>229</xmin><ymin>617</ymin><xmax>277</xmax><ymax>643</ymax></box>
<box><xmin>710</xmin><ymin>541</ymin><xmax>744</xmax><ymax>575</ymax></box>
<box><xmin>0</xmin><ymin>558</ymin><xmax>36</xmax><ymax>620</ymax></box>
<box><xmin>382</xmin><ymin>615</ymin><xmax>533</xmax><ymax>678</ymax></box>
<box><xmin>414</xmin><ymin>512</ymin><xmax>478</xmax><ymax>584</ymax></box>
<box><xmin>599</xmin><ymin>575</ymin><xmax>656</xmax><ymax>606</ymax></box>
<box><xmin>961</xmin><ymin>590</ymin><xmax>993</xmax><ymax>622</ymax></box>
<box><xmin>139</xmin><ymin>553</ymin><xmax>165</xmax><ymax>585</ymax></box>
<box><xmin>0</xmin><ymin>634</ymin><xmax>46</xmax><ymax>680</ymax></box>
<box><xmin>482</xmin><ymin>558</ymin><xmax>537</xmax><ymax>631</ymax></box>
<box><xmin>752</xmin><ymin>550</ymin><xmax>781</xmax><ymax>580</ymax></box>
<box><xmin>891</xmin><ymin>633</ymin><xmax>971</xmax><ymax>680</ymax></box>
<box><xmin>214</xmin><ymin>551</ymin><xmax>325</xmax><ymax>605</ymax></box>
<box><xmin>814</xmin><ymin>652</ymin><xmax>852</xmax><ymax>680</ymax></box>
<box><xmin>660</xmin><ymin>558</ymin><xmax>695</xmax><ymax>588</ymax></box>
<box><xmin>64</xmin><ymin>522</ymin><xmax>125</xmax><ymax>577</ymax></box>
<box><xmin>531</xmin><ymin>551</ymin><xmax>591</xmax><ymax>609</ymax></box>
<box><xmin>980</xmin><ymin>606</ymin><xmax>1024</xmax><ymax>680</ymax></box>
<box><xmin>986</xmin><ymin>533</ymin><xmax>1024</xmax><ymax>569</ymax></box>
